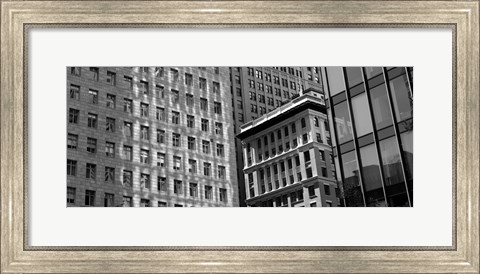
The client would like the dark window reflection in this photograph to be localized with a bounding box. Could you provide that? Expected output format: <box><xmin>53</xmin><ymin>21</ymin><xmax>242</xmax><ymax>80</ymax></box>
<box><xmin>351</xmin><ymin>93</ymin><xmax>373</xmax><ymax>137</ymax></box>
<box><xmin>333</xmin><ymin>101</ymin><xmax>353</xmax><ymax>144</ymax></box>
<box><xmin>345</xmin><ymin>67</ymin><xmax>363</xmax><ymax>87</ymax></box>
<box><xmin>370</xmin><ymin>83</ymin><xmax>393</xmax><ymax>130</ymax></box>
<box><xmin>341</xmin><ymin>151</ymin><xmax>364</xmax><ymax>206</ymax></box>
<box><xmin>359</xmin><ymin>144</ymin><xmax>386</xmax><ymax>207</ymax></box>
<box><xmin>389</xmin><ymin>74</ymin><xmax>413</xmax><ymax>122</ymax></box>
<box><xmin>400</xmin><ymin>131</ymin><xmax>413</xmax><ymax>204</ymax></box>
<box><xmin>326</xmin><ymin>67</ymin><xmax>345</xmax><ymax>96</ymax></box>
<box><xmin>365</xmin><ymin>67</ymin><xmax>383</xmax><ymax>79</ymax></box>
<box><xmin>379</xmin><ymin>137</ymin><xmax>410</xmax><ymax>207</ymax></box>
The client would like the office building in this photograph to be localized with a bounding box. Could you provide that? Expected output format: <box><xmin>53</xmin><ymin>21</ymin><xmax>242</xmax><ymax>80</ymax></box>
<box><xmin>67</xmin><ymin>66</ymin><xmax>238</xmax><ymax>207</ymax></box>
<box><xmin>321</xmin><ymin>67</ymin><xmax>413</xmax><ymax>207</ymax></box>
<box><xmin>237</xmin><ymin>88</ymin><xmax>340</xmax><ymax>207</ymax></box>
<box><xmin>230</xmin><ymin>67</ymin><xmax>324</xmax><ymax>206</ymax></box>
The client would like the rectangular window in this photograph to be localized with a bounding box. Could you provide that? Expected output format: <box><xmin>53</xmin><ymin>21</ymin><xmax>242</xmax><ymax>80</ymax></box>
<box><xmin>124</xmin><ymin>76</ymin><xmax>133</xmax><ymax>90</ymax></box>
<box><xmin>287</xmin><ymin>158</ymin><xmax>293</xmax><ymax>169</ymax></box>
<box><xmin>186</xmin><ymin>115</ymin><xmax>195</xmax><ymax>128</ymax></box>
<box><xmin>140</xmin><ymin>173</ymin><xmax>150</xmax><ymax>189</ymax></box>
<box><xmin>87</xmin><ymin>113</ymin><xmax>97</xmax><ymax>128</ymax></box>
<box><xmin>123</xmin><ymin>145</ymin><xmax>132</xmax><ymax>161</ymax></box>
<box><xmin>185</xmin><ymin>73</ymin><xmax>193</xmax><ymax>86</ymax></box>
<box><xmin>187</xmin><ymin>136</ymin><xmax>196</xmax><ymax>150</ymax></box>
<box><xmin>69</xmin><ymin>84</ymin><xmax>80</xmax><ymax>100</ymax></box>
<box><xmin>85</xmin><ymin>190</ymin><xmax>95</xmax><ymax>206</ymax></box>
<box><xmin>171</xmin><ymin>69</ymin><xmax>179</xmax><ymax>81</ymax></box>
<box><xmin>218</xmin><ymin>165</ymin><xmax>226</xmax><ymax>179</ymax></box>
<box><xmin>67</xmin><ymin>187</ymin><xmax>76</xmax><ymax>204</ymax></box>
<box><xmin>202</xmin><ymin>140</ymin><xmax>210</xmax><ymax>154</ymax></box>
<box><xmin>104</xmin><ymin>167</ymin><xmax>115</xmax><ymax>183</ymax></box>
<box><xmin>155</xmin><ymin>67</ymin><xmax>164</xmax><ymax>77</ymax></box>
<box><xmin>140</xmin><ymin>199</ymin><xmax>150</xmax><ymax>207</ymax></box>
<box><xmin>70</xmin><ymin>67</ymin><xmax>81</xmax><ymax>76</ymax></box>
<box><xmin>172</xmin><ymin>133</ymin><xmax>181</xmax><ymax>147</ymax></box>
<box><xmin>68</xmin><ymin>108</ymin><xmax>79</xmax><ymax>124</ymax></box>
<box><xmin>171</xmin><ymin>111</ymin><xmax>180</xmax><ymax>124</ymax></box>
<box><xmin>123</xmin><ymin>196</ymin><xmax>132</xmax><ymax>207</ymax></box>
<box><xmin>88</xmin><ymin>89</ymin><xmax>98</xmax><ymax>104</ymax></box>
<box><xmin>106</xmin><ymin>94</ymin><xmax>116</xmax><ymax>109</ymax></box>
<box><xmin>200</xmin><ymin>98</ymin><xmax>208</xmax><ymax>111</ymax></box>
<box><xmin>204</xmin><ymin>186</ymin><xmax>213</xmax><ymax>200</ymax></box>
<box><xmin>67</xmin><ymin>134</ymin><xmax>78</xmax><ymax>150</ymax></box>
<box><xmin>123</xmin><ymin>170</ymin><xmax>132</xmax><ymax>187</ymax></box>
<box><xmin>321</xmin><ymin>167</ymin><xmax>327</xmax><ymax>177</ymax></box>
<box><xmin>189</xmin><ymin>183</ymin><xmax>198</xmax><ymax>197</ymax></box>
<box><xmin>174</xmin><ymin>180</ymin><xmax>183</xmax><ymax>194</ymax></box>
<box><xmin>158</xmin><ymin>177</ymin><xmax>167</xmax><ymax>192</ymax></box>
<box><xmin>105</xmin><ymin>142</ymin><xmax>115</xmax><ymax>157</ymax></box>
<box><xmin>306</xmin><ymin>167</ymin><xmax>313</xmax><ymax>178</ymax></box>
<box><xmin>67</xmin><ymin>159</ymin><xmax>77</xmax><ymax>176</ymax></box>
<box><xmin>156</xmin><ymin>107</ymin><xmax>165</xmax><ymax>121</ymax></box>
<box><xmin>106</xmin><ymin>71</ymin><xmax>116</xmax><ymax>85</ymax></box>
<box><xmin>201</xmin><ymin>119</ymin><xmax>209</xmax><ymax>132</ymax></box>
<box><xmin>106</xmin><ymin>117</ymin><xmax>115</xmax><ymax>132</ymax></box>
<box><xmin>213</xmin><ymin>81</ymin><xmax>220</xmax><ymax>93</ymax></box>
<box><xmin>324</xmin><ymin>184</ymin><xmax>331</xmax><ymax>196</ymax></box>
<box><xmin>140</xmin><ymin>149</ymin><xmax>149</xmax><ymax>164</ymax></box>
<box><xmin>188</xmin><ymin>159</ymin><xmax>197</xmax><ymax>173</ymax></box>
<box><xmin>124</xmin><ymin>98</ymin><xmax>132</xmax><ymax>113</ymax></box>
<box><xmin>214</xmin><ymin>102</ymin><xmax>222</xmax><ymax>115</ymax></box>
<box><xmin>171</xmin><ymin>89</ymin><xmax>179</xmax><ymax>104</ymax></box>
<box><xmin>86</xmin><ymin>163</ymin><xmax>96</xmax><ymax>180</ymax></box>
<box><xmin>203</xmin><ymin>162</ymin><xmax>211</xmax><ymax>176</ymax></box>
<box><xmin>186</xmin><ymin>94</ymin><xmax>194</xmax><ymax>107</ymax></box>
<box><xmin>140</xmin><ymin>103</ymin><xmax>149</xmax><ymax>117</ymax></box>
<box><xmin>155</xmin><ymin>85</ymin><xmax>164</xmax><ymax>98</ymax></box>
<box><xmin>87</xmin><ymin>138</ymin><xmax>97</xmax><ymax>153</ymax></box>
<box><xmin>219</xmin><ymin>188</ymin><xmax>227</xmax><ymax>202</ymax></box>
<box><xmin>302</xmin><ymin>133</ymin><xmax>309</xmax><ymax>144</ymax></box>
<box><xmin>215</xmin><ymin>122</ymin><xmax>223</xmax><ymax>135</ymax></box>
<box><xmin>140</xmin><ymin>126</ymin><xmax>149</xmax><ymax>140</ymax></box>
<box><xmin>156</xmin><ymin>129</ymin><xmax>165</xmax><ymax>144</ymax></box>
<box><xmin>89</xmin><ymin>67</ymin><xmax>99</xmax><ymax>81</ymax></box>
<box><xmin>173</xmin><ymin>156</ymin><xmax>182</xmax><ymax>170</ymax></box>
<box><xmin>199</xmin><ymin>77</ymin><xmax>207</xmax><ymax>90</ymax></box>
<box><xmin>216</xmin><ymin>143</ymin><xmax>224</xmax><ymax>157</ymax></box>
<box><xmin>157</xmin><ymin>153</ymin><xmax>166</xmax><ymax>167</ymax></box>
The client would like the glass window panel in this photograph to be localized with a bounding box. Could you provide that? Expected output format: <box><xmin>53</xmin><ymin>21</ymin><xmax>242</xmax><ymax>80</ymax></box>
<box><xmin>359</xmin><ymin>144</ymin><xmax>386</xmax><ymax>207</ymax></box>
<box><xmin>389</xmin><ymin>74</ymin><xmax>413</xmax><ymax>122</ymax></box>
<box><xmin>345</xmin><ymin>67</ymin><xmax>363</xmax><ymax>87</ymax></box>
<box><xmin>333</xmin><ymin>101</ymin><xmax>353</xmax><ymax>144</ymax></box>
<box><xmin>340</xmin><ymin>151</ymin><xmax>364</xmax><ymax>206</ymax></box>
<box><xmin>400</xmin><ymin>131</ymin><xmax>413</xmax><ymax>204</ymax></box>
<box><xmin>326</xmin><ymin>67</ymin><xmax>345</xmax><ymax>96</ymax></box>
<box><xmin>364</xmin><ymin>67</ymin><xmax>383</xmax><ymax>79</ymax></box>
<box><xmin>379</xmin><ymin>137</ymin><xmax>410</xmax><ymax>207</ymax></box>
<box><xmin>351</xmin><ymin>93</ymin><xmax>373</xmax><ymax>137</ymax></box>
<box><xmin>370</xmin><ymin>83</ymin><xmax>393</xmax><ymax>130</ymax></box>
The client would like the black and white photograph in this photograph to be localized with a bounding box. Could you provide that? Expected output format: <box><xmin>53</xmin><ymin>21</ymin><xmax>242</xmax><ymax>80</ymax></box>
<box><xmin>67</xmin><ymin>66</ymin><xmax>413</xmax><ymax>207</ymax></box>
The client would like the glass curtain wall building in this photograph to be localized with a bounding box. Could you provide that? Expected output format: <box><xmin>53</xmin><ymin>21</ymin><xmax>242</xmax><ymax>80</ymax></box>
<box><xmin>321</xmin><ymin>67</ymin><xmax>413</xmax><ymax>207</ymax></box>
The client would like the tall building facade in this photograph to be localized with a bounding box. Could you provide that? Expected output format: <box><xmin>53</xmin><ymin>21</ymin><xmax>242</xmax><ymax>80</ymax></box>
<box><xmin>321</xmin><ymin>67</ymin><xmax>413</xmax><ymax>207</ymax></box>
<box><xmin>67</xmin><ymin>66</ymin><xmax>238</xmax><ymax>207</ymax></box>
<box><xmin>230</xmin><ymin>67</ymin><xmax>324</xmax><ymax>206</ymax></box>
<box><xmin>237</xmin><ymin>89</ymin><xmax>340</xmax><ymax>207</ymax></box>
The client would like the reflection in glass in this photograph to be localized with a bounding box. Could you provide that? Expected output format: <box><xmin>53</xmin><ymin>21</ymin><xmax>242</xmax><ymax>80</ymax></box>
<box><xmin>341</xmin><ymin>151</ymin><xmax>364</xmax><ymax>206</ymax></box>
<box><xmin>345</xmin><ymin>67</ymin><xmax>363</xmax><ymax>87</ymax></box>
<box><xmin>359</xmin><ymin>144</ymin><xmax>386</xmax><ymax>207</ymax></box>
<box><xmin>364</xmin><ymin>67</ymin><xmax>383</xmax><ymax>79</ymax></box>
<box><xmin>351</xmin><ymin>93</ymin><xmax>373</xmax><ymax>137</ymax></box>
<box><xmin>326</xmin><ymin>67</ymin><xmax>345</xmax><ymax>96</ymax></box>
<box><xmin>400</xmin><ymin>131</ymin><xmax>413</xmax><ymax>203</ymax></box>
<box><xmin>333</xmin><ymin>101</ymin><xmax>353</xmax><ymax>144</ymax></box>
<box><xmin>370</xmin><ymin>83</ymin><xmax>393</xmax><ymax>130</ymax></box>
<box><xmin>389</xmin><ymin>74</ymin><xmax>413</xmax><ymax>122</ymax></box>
<box><xmin>379</xmin><ymin>137</ymin><xmax>410</xmax><ymax>207</ymax></box>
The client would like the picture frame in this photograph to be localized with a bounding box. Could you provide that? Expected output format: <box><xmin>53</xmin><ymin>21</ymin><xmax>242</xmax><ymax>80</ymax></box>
<box><xmin>1</xmin><ymin>0</ymin><xmax>478</xmax><ymax>273</ymax></box>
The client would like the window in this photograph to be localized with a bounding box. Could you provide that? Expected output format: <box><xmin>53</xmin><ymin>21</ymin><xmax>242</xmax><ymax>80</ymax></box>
<box><xmin>189</xmin><ymin>183</ymin><xmax>198</xmax><ymax>197</ymax></box>
<box><xmin>185</xmin><ymin>73</ymin><xmax>193</xmax><ymax>86</ymax></box>
<box><xmin>69</xmin><ymin>84</ymin><xmax>80</xmax><ymax>100</ymax></box>
<box><xmin>187</xmin><ymin>136</ymin><xmax>196</xmax><ymax>150</ymax></box>
<box><xmin>70</xmin><ymin>67</ymin><xmax>81</xmax><ymax>76</ymax></box>
<box><xmin>297</xmin><ymin>172</ymin><xmax>302</xmax><ymax>182</ymax></box>
<box><xmin>105</xmin><ymin>142</ymin><xmax>115</xmax><ymax>157</ymax></box>
<box><xmin>291</xmin><ymin>123</ymin><xmax>296</xmax><ymax>133</ymax></box>
<box><xmin>67</xmin><ymin>160</ymin><xmax>77</xmax><ymax>176</ymax></box>
<box><xmin>106</xmin><ymin>94</ymin><xmax>116</xmax><ymax>109</ymax></box>
<box><xmin>199</xmin><ymin>77</ymin><xmax>207</xmax><ymax>90</ymax></box>
<box><xmin>267</xmin><ymin>97</ymin><xmax>274</xmax><ymax>106</ymax></box>
<box><xmin>171</xmin><ymin>111</ymin><xmax>180</xmax><ymax>124</ymax></box>
<box><xmin>140</xmin><ymin>199</ymin><xmax>150</xmax><ymax>207</ymax></box>
<box><xmin>68</xmin><ymin>108</ymin><xmax>79</xmax><ymax>124</ymax></box>
<box><xmin>156</xmin><ymin>107</ymin><xmax>165</xmax><ymax>121</ymax></box>
<box><xmin>251</xmin><ymin>104</ymin><xmax>258</xmax><ymax>113</ymax></box>
<box><xmin>249</xmin><ymin>80</ymin><xmax>255</xmax><ymax>89</ymax></box>
<box><xmin>173</xmin><ymin>156</ymin><xmax>182</xmax><ymax>170</ymax></box>
<box><xmin>174</xmin><ymin>180</ymin><xmax>183</xmax><ymax>194</ymax></box>
<box><xmin>86</xmin><ymin>163</ymin><xmax>96</xmax><ymax>180</ymax></box>
<box><xmin>295</xmin><ymin>155</ymin><xmax>301</xmax><ymax>166</ymax></box>
<box><xmin>200</xmin><ymin>98</ymin><xmax>208</xmax><ymax>111</ymax></box>
<box><xmin>158</xmin><ymin>177</ymin><xmax>167</xmax><ymax>192</ymax></box>
<box><xmin>204</xmin><ymin>186</ymin><xmax>213</xmax><ymax>200</ymax></box>
<box><xmin>234</xmin><ymin>75</ymin><xmax>240</xmax><ymax>84</ymax></box>
<box><xmin>95</xmin><ymin>111</ymin><xmax>109</xmax><ymax>129</ymax></box>
<box><xmin>87</xmin><ymin>113</ymin><xmax>97</xmax><ymax>128</ymax></box>
<box><xmin>123</xmin><ymin>196</ymin><xmax>132</xmax><ymax>207</ymax></box>
<box><xmin>124</xmin><ymin>76</ymin><xmax>133</xmax><ymax>90</ymax></box>
<box><xmin>219</xmin><ymin>188</ymin><xmax>227</xmax><ymax>202</ymax></box>
<box><xmin>257</xmin><ymin>83</ymin><xmax>264</xmax><ymax>91</ymax></box>
<box><xmin>321</xmin><ymin>167</ymin><xmax>327</xmax><ymax>177</ymax></box>
<box><xmin>285</xmin><ymin>141</ymin><xmax>290</xmax><ymax>150</ymax></box>
<box><xmin>218</xmin><ymin>166</ymin><xmax>226</xmax><ymax>179</ymax></box>
<box><xmin>158</xmin><ymin>201</ymin><xmax>167</xmax><ymax>207</ymax></box>
<box><xmin>301</xmin><ymin>118</ymin><xmax>306</xmax><ymax>128</ymax></box>
<box><xmin>155</xmin><ymin>85</ymin><xmax>164</xmax><ymax>98</ymax></box>
<box><xmin>157</xmin><ymin>153</ymin><xmax>166</xmax><ymax>167</ymax></box>
<box><xmin>140</xmin><ymin>173</ymin><xmax>150</xmax><ymax>189</ymax></box>
<box><xmin>171</xmin><ymin>69</ymin><xmax>179</xmax><ymax>81</ymax></box>
<box><xmin>188</xmin><ymin>159</ymin><xmax>197</xmax><ymax>173</ymax></box>
<box><xmin>306</xmin><ymin>167</ymin><xmax>313</xmax><ymax>178</ymax></box>
<box><xmin>203</xmin><ymin>162</ymin><xmax>211</xmax><ymax>176</ymax></box>
<box><xmin>216</xmin><ymin>143</ymin><xmax>224</xmax><ymax>157</ymax></box>
<box><xmin>123</xmin><ymin>122</ymin><xmax>132</xmax><ymax>137</ymax></box>
<box><xmin>324</xmin><ymin>184</ymin><xmax>331</xmax><ymax>196</ymax></box>
<box><xmin>142</xmin><ymin>67</ymin><xmax>149</xmax><ymax>73</ymax></box>
<box><xmin>88</xmin><ymin>89</ymin><xmax>98</xmax><ymax>104</ymax></box>
<box><xmin>172</xmin><ymin>133</ymin><xmax>181</xmax><ymax>147</ymax></box>
<box><xmin>186</xmin><ymin>94</ymin><xmax>194</xmax><ymax>107</ymax></box>
<box><xmin>124</xmin><ymin>98</ymin><xmax>132</xmax><ymax>113</ymax></box>
<box><xmin>156</xmin><ymin>129</ymin><xmax>165</xmax><ymax>144</ymax></box>
<box><xmin>89</xmin><ymin>67</ymin><xmax>99</xmax><ymax>81</ymax></box>
<box><xmin>316</xmin><ymin>133</ymin><xmax>323</xmax><ymax>143</ymax></box>
<box><xmin>87</xmin><ymin>138</ymin><xmax>97</xmax><ymax>153</ymax></box>
<box><xmin>140</xmin><ymin>149</ymin><xmax>149</xmax><ymax>164</ymax></box>
<box><xmin>214</xmin><ymin>102</ymin><xmax>222</xmax><ymax>115</ymax></box>
<box><xmin>302</xmin><ymin>133</ymin><xmax>308</xmax><ymax>144</ymax></box>
<box><xmin>123</xmin><ymin>170</ymin><xmax>132</xmax><ymax>187</ymax></box>
<box><xmin>171</xmin><ymin>89</ymin><xmax>179</xmax><ymax>104</ymax></box>
<box><xmin>213</xmin><ymin>81</ymin><xmax>220</xmax><ymax>93</ymax></box>
<box><xmin>104</xmin><ymin>167</ymin><xmax>115</xmax><ymax>183</ymax></box>
<box><xmin>155</xmin><ymin>67</ymin><xmax>164</xmax><ymax>77</ymax></box>
<box><xmin>123</xmin><ymin>145</ymin><xmax>132</xmax><ymax>161</ymax></box>
<box><xmin>106</xmin><ymin>71</ymin><xmax>116</xmax><ymax>85</ymax></box>
<box><xmin>201</xmin><ymin>119</ymin><xmax>209</xmax><ymax>132</ymax></box>
<box><xmin>140</xmin><ymin>103</ymin><xmax>149</xmax><ymax>117</ymax></box>
<box><xmin>67</xmin><ymin>187</ymin><xmax>75</xmax><ymax>204</ymax></box>
<box><xmin>67</xmin><ymin>134</ymin><xmax>78</xmax><ymax>150</ymax></box>
<box><xmin>85</xmin><ymin>190</ymin><xmax>95</xmax><ymax>206</ymax></box>
<box><xmin>202</xmin><ymin>140</ymin><xmax>210</xmax><ymax>154</ymax></box>
<box><xmin>292</xmin><ymin>138</ymin><xmax>298</xmax><ymax>147</ymax></box>
<box><xmin>140</xmin><ymin>126</ymin><xmax>149</xmax><ymax>140</ymax></box>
